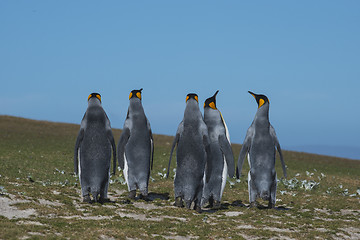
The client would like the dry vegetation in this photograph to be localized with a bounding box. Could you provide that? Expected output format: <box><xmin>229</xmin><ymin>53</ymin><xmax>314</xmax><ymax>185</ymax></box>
<box><xmin>0</xmin><ymin>115</ymin><xmax>359</xmax><ymax>239</ymax></box>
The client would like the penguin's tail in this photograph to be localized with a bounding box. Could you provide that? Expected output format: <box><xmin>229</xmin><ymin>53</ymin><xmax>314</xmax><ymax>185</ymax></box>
<box><xmin>260</xmin><ymin>191</ymin><xmax>270</xmax><ymax>201</ymax></box>
<box><xmin>91</xmin><ymin>190</ymin><xmax>100</xmax><ymax>203</ymax></box>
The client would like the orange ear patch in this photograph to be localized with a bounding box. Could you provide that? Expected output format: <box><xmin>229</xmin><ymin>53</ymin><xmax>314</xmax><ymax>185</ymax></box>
<box><xmin>259</xmin><ymin>99</ymin><xmax>265</xmax><ymax>108</ymax></box>
<box><xmin>136</xmin><ymin>92</ymin><xmax>141</xmax><ymax>99</ymax></box>
<box><xmin>209</xmin><ymin>102</ymin><xmax>216</xmax><ymax>109</ymax></box>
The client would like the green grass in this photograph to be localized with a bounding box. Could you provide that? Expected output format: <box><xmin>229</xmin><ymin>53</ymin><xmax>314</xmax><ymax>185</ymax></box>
<box><xmin>1</xmin><ymin>115</ymin><xmax>359</xmax><ymax>239</ymax></box>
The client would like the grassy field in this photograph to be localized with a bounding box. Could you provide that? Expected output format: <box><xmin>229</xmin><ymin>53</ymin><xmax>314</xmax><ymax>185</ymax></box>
<box><xmin>0</xmin><ymin>115</ymin><xmax>359</xmax><ymax>239</ymax></box>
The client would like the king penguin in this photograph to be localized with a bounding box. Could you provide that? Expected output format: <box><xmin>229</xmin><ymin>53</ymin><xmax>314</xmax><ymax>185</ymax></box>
<box><xmin>236</xmin><ymin>91</ymin><xmax>287</xmax><ymax>208</ymax></box>
<box><xmin>74</xmin><ymin>93</ymin><xmax>117</xmax><ymax>203</ymax></box>
<box><xmin>117</xmin><ymin>88</ymin><xmax>154</xmax><ymax>200</ymax></box>
<box><xmin>201</xmin><ymin>90</ymin><xmax>235</xmax><ymax>209</ymax></box>
<box><xmin>167</xmin><ymin>93</ymin><xmax>210</xmax><ymax>213</ymax></box>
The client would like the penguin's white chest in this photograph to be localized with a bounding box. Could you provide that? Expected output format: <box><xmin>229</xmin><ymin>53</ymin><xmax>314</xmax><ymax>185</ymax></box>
<box><xmin>123</xmin><ymin>153</ymin><xmax>129</xmax><ymax>191</ymax></box>
<box><xmin>78</xmin><ymin>148</ymin><xmax>82</xmax><ymax>183</ymax></box>
<box><xmin>220</xmin><ymin>156</ymin><xmax>228</xmax><ymax>198</ymax></box>
<box><xmin>220</xmin><ymin>114</ymin><xmax>230</xmax><ymax>199</ymax></box>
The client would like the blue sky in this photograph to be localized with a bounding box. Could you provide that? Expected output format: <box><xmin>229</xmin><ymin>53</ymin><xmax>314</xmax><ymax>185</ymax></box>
<box><xmin>1</xmin><ymin>1</ymin><xmax>359</xmax><ymax>159</ymax></box>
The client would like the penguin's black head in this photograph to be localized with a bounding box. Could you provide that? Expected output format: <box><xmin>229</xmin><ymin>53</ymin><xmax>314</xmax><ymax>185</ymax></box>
<box><xmin>88</xmin><ymin>93</ymin><xmax>101</xmax><ymax>102</ymax></box>
<box><xmin>248</xmin><ymin>91</ymin><xmax>269</xmax><ymax>108</ymax></box>
<box><xmin>186</xmin><ymin>93</ymin><xmax>198</xmax><ymax>103</ymax></box>
<box><xmin>204</xmin><ymin>90</ymin><xmax>219</xmax><ymax>109</ymax></box>
<box><xmin>129</xmin><ymin>88</ymin><xmax>143</xmax><ymax>100</ymax></box>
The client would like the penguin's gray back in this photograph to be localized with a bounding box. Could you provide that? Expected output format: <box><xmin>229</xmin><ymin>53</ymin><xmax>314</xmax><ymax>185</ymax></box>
<box><xmin>175</xmin><ymin>101</ymin><xmax>207</xmax><ymax>189</ymax></box>
<box><xmin>80</xmin><ymin>105</ymin><xmax>111</xmax><ymax>193</ymax></box>
<box><xmin>82</xmin><ymin>106</ymin><xmax>111</xmax><ymax>160</ymax></box>
<box><xmin>124</xmin><ymin>101</ymin><xmax>151</xmax><ymax>178</ymax></box>
<box><xmin>177</xmin><ymin>118</ymin><xmax>205</xmax><ymax>173</ymax></box>
<box><xmin>126</xmin><ymin>101</ymin><xmax>151</xmax><ymax>152</ymax></box>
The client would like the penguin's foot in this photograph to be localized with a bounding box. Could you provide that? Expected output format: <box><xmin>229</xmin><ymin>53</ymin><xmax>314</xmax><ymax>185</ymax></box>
<box><xmin>103</xmin><ymin>197</ymin><xmax>112</xmax><ymax>203</ymax></box>
<box><xmin>212</xmin><ymin>200</ymin><xmax>221</xmax><ymax>210</ymax></box>
<box><xmin>98</xmin><ymin>197</ymin><xmax>112</xmax><ymax>204</ymax></box>
<box><xmin>184</xmin><ymin>200</ymin><xmax>192</xmax><ymax>209</ymax></box>
<box><xmin>174</xmin><ymin>197</ymin><xmax>184</xmax><ymax>208</ymax></box>
<box><xmin>249</xmin><ymin>201</ymin><xmax>258</xmax><ymax>208</ymax></box>
<box><xmin>83</xmin><ymin>195</ymin><xmax>91</xmax><ymax>203</ymax></box>
<box><xmin>98</xmin><ymin>197</ymin><xmax>104</xmax><ymax>204</ymax></box>
<box><xmin>208</xmin><ymin>197</ymin><xmax>214</xmax><ymax>208</ymax></box>
<box><xmin>128</xmin><ymin>190</ymin><xmax>136</xmax><ymax>200</ymax></box>
<box><xmin>194</xmin><ymin>205</ymin><xmax>202</xmax><ymax>213</ymax></box>
<box><xmin>139</xmin><ymin>193</ymin><xmax>149</xmax><ymax>201</ymax></box>
<box><xmin>268</xmin><ymin>202</ymin><xmax>275</xmax><ymax>209</ymax></box>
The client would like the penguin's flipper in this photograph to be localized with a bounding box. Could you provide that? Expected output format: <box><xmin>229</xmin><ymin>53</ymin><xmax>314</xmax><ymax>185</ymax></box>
<box><xmin>203</xmin><ymin>133</ymin><xmax>212</xmax><ymax>183</ymax></box>
<box><xmin>270</xmin><ymin>125</ymin><xmax>287</xmax><ymax>178</ymax></box>
<box><xmin>74</xmin><ymin>128</ymin><xmax>84</xmax><ymax>175</ymax></box>
<box><xmin>105</xmin><ymin>114</ymin><xmax>117</xmax><ymax>175</ymax></box>
<box><xmin>74</xmin><ymin>115</ymin><xmax>86</xmax><ymax>175</ymax></box>
<box><xmin>200</xmin><ymin>121</ymin><xmax>211</xmax><ymax>182</ymax></box>
<box><xmin>200</xmin><ymin>121</ymin><xmax>210</xmax><ymax>156</ymax></box>
<box><xmin>109</xmin><ymin>131</ymin><xmax>117</xmax><ymax>175</ymax></box>
<box><xmin>167</xmin><ymin>121</ymin><xmax>183</xmax><ymax>178</ymax></box>
<box><xmin>146</xmin><ymin>118</ymin><xmax>154</xmax><ymax>171</ymax></box>
<box><xmin>219</xmin><ymin>134</ymin><xmax>235</xmax><ymax>178</ymax></box>
<box><xmin>205</xmin><ymin>157</ymin><xmax>212</xmax><ymax>183</ymax></box>
<box><xmin>150</xmin><ymin>129</ymin><xmax>154</xmax><ymax>171</ymax></box>
<box><xmin>117</xmin><ymin>127</ymin><xmax>130</xmax><ymax>170</ymax></box>
<box><xmin>236</xmin><ymin>125</ymin><xmax>254</xmax><ymax>179</ymax></box>
<box><xmin>167</xmin><ymin>133</ymin><xmax>179</xmax><ymax>179</ymax></box>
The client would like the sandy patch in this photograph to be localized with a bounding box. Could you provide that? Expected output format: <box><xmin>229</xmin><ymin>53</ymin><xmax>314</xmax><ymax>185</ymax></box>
<box><xmin>20</xmin><ymin>232</ymin><xmax>47</xmax><ymax>239</ymax></box>
<box><xmin>237</xmin><ymin>224</ymin><xmax>255</xmax><ymax>229</ymax></box>
<box><xmin>61</xmin><ymin>215</ymin><xmax>113</xmax><ymax>220</ymax></box>
<box><xmin>17</xmin><ymin>220</ymin><xmax>45</xmax><ymax>226</ymax></box>
<box><xmin>335</xmin><ymin>227</ymin><xmax>360</xmax><ymax>240</ymax></box>
<box><xmin>99</xmin><ymin>235</ymin><xmax>116</xmax><ymax>240</ymax></box>
<box><xmin>110</xmin><ymin>189</ymin><xmax>127</xmax><ymax>196</ymax></box>
<box><xmin>224</xmin><ymin>211</ymin><xmax>243</xmax><ymax>217</ymax></box>
<box><xmin>152</xmin><ymin>234</ymin><xmax>199</xmax><ymax>240</ymax></box>
<box><xmin>116</xmin><ymin>211</ymin><xmax>162</xmax><ymax>221</ymax></box>
<box><xmin>115</xmin><ymin>208</ymin><xmax>186</xmax><ymax>222</ymax></box>
<box><xmin>0</xmin><ymin>196</ymin><xmax>37</xmax><ymax>219</ymax></box>
<box><xmin>163</xmin><ymin>216</ymin><xmax>187</xmax><ymax>222</ymax></box>
<box><xmin>313</xmin><ymin>216</ymin><xmax>336</xmax><ymax>222</ymax></box>
<box><xmin>339</xmin><ymin>227</ymin><xmax>360</xmax><ymax>239</ymax></box>
<box><xmin>38</xmin><ymin>199</ymin><xmax>64</xmax><ymax>207</ymax></box>
<box><xmin>237</xmin><ymin>234</ymin><xmax>259</xmax><ymax>240</ymax></box>
<box><xmin>133</xmin><ymin>201</ymin><xmax>159</xmax><ymax>210</ymax></box>
<box><xmin>263</xmin><ymin>226</ymin><xmax>295</xmax><ymax>233</ymax></box>
<box><xmin>72</xmin><ymin>200</ymin><xmax>86</xmax><ymax>212</ymax></box>
<box><xmin>315</xmin><ymin>208</ymin><xmax>332</xmax><ymax>215</ymax></box>
<box><xmin>340</xmin><ymin>209</ymin><xmax>360</xmax><ymax>216</ymax></box>
<box><xmin>267</xmin><ymin>214</ymin><xmax>281</xmax><ymax>219</ymax></box>
<box><xmin>103</xmin><ymin>204</ymin><xmax>118</xmax><ymax>209</ymax></box>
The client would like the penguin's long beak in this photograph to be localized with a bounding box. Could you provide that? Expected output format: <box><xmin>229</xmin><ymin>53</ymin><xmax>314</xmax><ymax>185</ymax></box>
<box><xmin>248</xmin><ymin>91</ymin><xmax>256</xmax><ymax>99</ymax></box>
<box><xmin>213</xmin><ymin>90</ymin><xmax>219</xmax><ymax>98</ymax></box>
<box><xmin>248</xmin><ymin>91</ymin><xmax>263</xmax><ymax>108</ymax></box>
<box><xmin>208</xmin><ymin>90</ymin><xmax>219</xmax><ymax>109</ymax></box>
